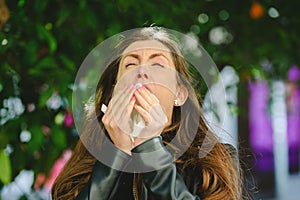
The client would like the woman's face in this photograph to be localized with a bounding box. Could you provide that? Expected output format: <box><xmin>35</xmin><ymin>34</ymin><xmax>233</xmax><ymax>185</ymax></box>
<box><xmin>116</xmin><ymin>40</ymin><xmax>180</xmax><ymax>125</ymax></box>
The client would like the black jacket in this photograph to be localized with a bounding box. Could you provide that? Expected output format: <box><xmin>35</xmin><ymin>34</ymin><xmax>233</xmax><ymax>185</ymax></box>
<box><xmin>75</xmin><ymin>136</ymin><xmax>201</xmax><ymax>200</ymax></box>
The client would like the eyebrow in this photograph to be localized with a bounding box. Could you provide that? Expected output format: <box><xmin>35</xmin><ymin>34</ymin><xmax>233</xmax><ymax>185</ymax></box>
<box><xmin>149</xmin><ymin>53</ymin><xmax>170</xmax><ymax>64</ymax></box>
<box><xmin>123</xmin><ymin>53</ymin><xmax>171</xmax><ymax>64</ymax></box>
<box><xmin>123</xmin><ymin>54</ymin><xmax>139</xmax><ymax>60</ymax></box>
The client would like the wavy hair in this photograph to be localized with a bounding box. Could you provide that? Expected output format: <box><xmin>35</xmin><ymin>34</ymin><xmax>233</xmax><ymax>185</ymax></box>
<box><xmin>52</xmin><ymin>27</ymin><xmax>245</xmax><ymax>200</ymax></box>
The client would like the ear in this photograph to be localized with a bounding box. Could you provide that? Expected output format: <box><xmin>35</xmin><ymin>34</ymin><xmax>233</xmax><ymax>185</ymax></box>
<box><xmin>174</xmin><ymin>85</ymin><xmax>188</xmax><ymax>106</ymax></box>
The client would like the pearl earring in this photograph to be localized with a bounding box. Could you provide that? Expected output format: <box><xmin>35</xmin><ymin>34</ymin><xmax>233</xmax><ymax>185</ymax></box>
<box><xmin>174</xmin><ymin>99</ymin><xmax>179</xmax><ymax>106</ymax></box>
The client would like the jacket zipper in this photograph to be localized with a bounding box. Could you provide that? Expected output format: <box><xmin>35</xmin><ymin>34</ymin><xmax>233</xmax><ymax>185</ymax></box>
<box><xmin>132</xmin><ymin>173</ymin><xmax>137</xmax><ymax>200</ymax></box>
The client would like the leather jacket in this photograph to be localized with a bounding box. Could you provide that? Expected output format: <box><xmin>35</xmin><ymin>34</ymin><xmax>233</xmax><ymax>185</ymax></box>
<box><xmin>75</xmin><ymin>136</ymin><xmax>201</xmax><ymax>200</ymax></box>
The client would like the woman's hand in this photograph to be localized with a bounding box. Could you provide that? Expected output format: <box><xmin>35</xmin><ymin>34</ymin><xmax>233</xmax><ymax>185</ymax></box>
<box><xmin>102</xmin><ymin>85</ymin><xmax>136</xmax><ymax>155</ymax></box>
<box><xmin>133</xmin><ymin>86</ymin><xmax>168</xmax><ymax>147</ymax></box>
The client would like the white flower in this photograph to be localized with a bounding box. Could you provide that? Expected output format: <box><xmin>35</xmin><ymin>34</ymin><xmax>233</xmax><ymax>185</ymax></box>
<box><xmin>46</xmin><ymin>92</ymin><xmax>62</xmax><ymax>110</ymax></box>
<box><xmin>0</xmin><ymin>97</ymin><xmax>25</xmax><ymax>125</ymax></box>
<box><xmin>1</xmin><ymin>170</ymin><xmax>34</xmax><ymax>200</ymax></box>
<box><xmin>209</xmin><ymin>26</ymin><xmax>233</xmax><ymax>45</ymax></box>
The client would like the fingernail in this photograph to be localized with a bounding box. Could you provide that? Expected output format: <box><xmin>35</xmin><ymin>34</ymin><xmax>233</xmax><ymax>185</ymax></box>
<box><xmin>131</xmin><ymin>96</ymin><xmax>136</xmax><ymax>101</ymax></box>
<box><xmin>137</xmin><ymin>86</ymin><xmax>145</xmax><ymax>92</ymax></box>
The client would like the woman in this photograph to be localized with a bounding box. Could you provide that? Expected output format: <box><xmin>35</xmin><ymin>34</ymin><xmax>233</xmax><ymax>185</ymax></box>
<box><xmin>52</xmin><ymin>27</ymin><xmax>244</xmax><ymax>199</ymax></box>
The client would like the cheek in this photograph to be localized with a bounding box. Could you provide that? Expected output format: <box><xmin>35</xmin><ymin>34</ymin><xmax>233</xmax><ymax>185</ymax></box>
<box><xmin>149</xmin><ymin>69</ymin><xmax>177</xmax><ymax>93</ymax></box>
<box><xmin>150</xmin><ymin>86</ymin><xmax>175</xmax><ymax>111</ymax></box>
<box><xmin>115</xmin><ymin>68</ymin><xmax>138</xmax><ymax>90</ymax></box>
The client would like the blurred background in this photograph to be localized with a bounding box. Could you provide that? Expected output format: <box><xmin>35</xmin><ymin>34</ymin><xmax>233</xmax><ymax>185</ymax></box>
<box><xmin>1</xmin><ymin>0</ymin><xmax>300</xmax><ymax>199</ymax></box>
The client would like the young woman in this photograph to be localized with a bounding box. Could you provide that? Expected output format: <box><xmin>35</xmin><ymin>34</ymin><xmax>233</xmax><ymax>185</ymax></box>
<box><xmin>52</xmin><ymin>27</ymin><xmax>244</xmax><ymax>199</ymax></box>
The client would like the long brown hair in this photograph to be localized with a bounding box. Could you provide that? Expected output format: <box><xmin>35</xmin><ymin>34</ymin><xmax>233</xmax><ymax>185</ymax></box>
<box><xmin>52</xmin><ymin>27</ymin><xmax>245</xmax><ymax>200</ymax></box>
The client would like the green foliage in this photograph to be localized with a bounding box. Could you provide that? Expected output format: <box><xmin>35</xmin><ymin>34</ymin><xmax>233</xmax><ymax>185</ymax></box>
<box><xmin>0</xmin><ymin>149</ymin><xmax>11</xmax><ymax>184</ymax></box>
<box><xmin>1</xmin><ymin>0</ymin><xmax>300</xmax><ymax>194</ymax></box>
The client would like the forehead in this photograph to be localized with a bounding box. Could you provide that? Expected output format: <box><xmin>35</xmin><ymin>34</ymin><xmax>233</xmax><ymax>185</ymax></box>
<box><xmin>122</xmin><ymin>40</ymin><xmax>171</xmax><ymax>56</ymax></box>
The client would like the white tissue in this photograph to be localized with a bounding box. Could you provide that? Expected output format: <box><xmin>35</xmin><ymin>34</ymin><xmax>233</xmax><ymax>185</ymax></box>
<box><xmin>101</xmin><ymin>104</ymin><xmax>107</xmax><ymax>113</ymax></box>
<box><xmin>130</xmin><ymin>109</ymin><xmax>145</xmax><ymax>137</ymax></box>
<box><xmin>134</xmin><ymin>82</ymin><xmax>143</xmax><ymax>89</ymax></box>
<box><xmin>101</xmin><ymin>83</ymin><xmax>146</xmax><ymax>137</ymax></box>
<box><xmin>131</xmin><ymin>83</ymin><xmax>146</xmax><ymax>137</ymax></box>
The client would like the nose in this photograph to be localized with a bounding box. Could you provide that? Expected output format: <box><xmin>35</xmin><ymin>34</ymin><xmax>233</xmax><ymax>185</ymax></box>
<box><xmin>137</xmin><ymin>65</ymin><xmax>149</xmax><ymax>79</ymax></box>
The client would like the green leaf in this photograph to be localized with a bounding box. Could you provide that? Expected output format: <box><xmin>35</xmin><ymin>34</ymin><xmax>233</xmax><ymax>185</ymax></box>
<box><xmin>36</xmin><ymin>25</ymin><xmax>57</xmax><ymax>54</ymax></box>
<box><xmin>55</xmin><ymin>6</ymin><xmax>72</xmax><ymax>27</ymax></box>
<box><xmin>59</xmin><ymin>54</ymin><xmax>75</xmax><ymax>71</ymax></box>
<box><xmin>29</xmin><ymin>57</ymin><xmax>57</xmax><ymax>76</ymax></box>
<box><xmin>81</xmin><ymin>8</ymin><xmax>98</xmax><ymax>30</ymax></box>
<box><xmin>51</xmin><ymin>126</ymin><xmax>67</xmax><ymax>149</ymax></box>
<box><xmin>18</xmin><ymin>0</ymin><xmax>25</xmax><ymax>7</ymax></box>
<box><xmin>27</xmin><ymin>126</ymin><xmax>44</xmax><ymax>154</ymax></box>
<box><xmin>34</xmin><ymin>1</ymin><xmax>49</xmax><ymax>13</ymax></box>
<box><xmin>38</xmin><ymin>87</ymin><xmax>54</xmax><ymax>108</ymax></box>
<box><xmin>0</xmin><ymin>149</ymin><xmax>12</xmax><ymax>184</ymax></box>
<box><xmin>0</xmin><ymin>130</ymin><xmax>10</xmax><ymax>149</ymax></box>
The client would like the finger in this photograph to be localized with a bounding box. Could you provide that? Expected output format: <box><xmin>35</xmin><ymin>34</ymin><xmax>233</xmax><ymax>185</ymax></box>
<box><xmin>104</xmin><ymin>85</ymin><xmax>135</xmax><ymax>132</ymax></box>
<box><xmin>103</xmin><ymin>89</ymin><xmax>119</xmax><ymax>119</ymax></box>
<box><xmin>113</xmin><ymin>85</ymin><xmax>134</xmax><ymax>111</ymax></box>
<box><xmin>104</xmin><ymin>103</ymin><xmax>128</xmax><ymax>135</ymax></box>
<box><xmin>115</xmin><ymin>96</ymin><xmax>136</xmax><ymax>124</ymax></box>
<box><xmin>102</xmin><ymin>100</ymin><xmax>113</xmax><ymax>124</ymax></box>
<box><xmin>116</xmin><ymin>97</ymin><xmax>136</xmax><ymax>134</ymax></box>
<box><xmin>127</xmin><ymin>96</ymin><xmax>136</xmax><ymax>117</ymax></box>
<box><xmin>103</xmin><ymin>93</ymin><xmax>124</xmax><ymax>126</ymax></box>
<box><xmin>112</xmin><ymin>85</ymin><xmax>135</xmax><ymax>120</ymax></box>
<box><xmin>134</xmin><ymin>104</ymin><xmax>152</xmax><ymax>126</ymax></box>
<box><xmin>134</xmin><ymin>89</ymin><xmax>151</xmax><ymax>112</ymax></box>
<box><xmin>138</xmin><ymin>86</ymin><xmax>160</xmax><ymax>105</ymax></box>
<box><xmin>136</xmin><ymin>87</ymin><xmax>165</xmax><ymax>120</ymax></box>
<box><xmin>148</xmin><ymin>104</ymin><xmax>167</xmax><ymax>123</ymax></box>
<box><xmin>108</xmin><ymin>94</ymin><xmax>136</xmax><ymax>132</ymax></box>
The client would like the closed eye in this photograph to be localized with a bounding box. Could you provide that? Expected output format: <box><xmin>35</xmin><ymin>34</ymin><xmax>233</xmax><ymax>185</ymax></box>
<box><xmin>152</xmin><ymin>63</ymin><xmax>165</xmax><ymax>68</ymax></box>
<box><xmin>125</xmin><ymin>63</ymin><xmax>138</xmax><ymax>68</ymax></box>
